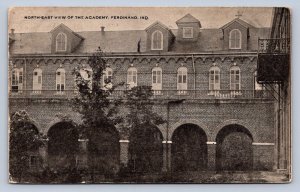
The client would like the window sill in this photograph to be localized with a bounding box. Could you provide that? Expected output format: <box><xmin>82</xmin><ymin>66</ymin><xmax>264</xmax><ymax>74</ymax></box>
<box><xmin>31</xmin><ymin>91</ymin><xmax>42</xmax><ymax>95</ymax></box>
<box><xmin>55</xmin><ymin>91</ymin><xmax>65</xmax><ymax>95</ymax></box>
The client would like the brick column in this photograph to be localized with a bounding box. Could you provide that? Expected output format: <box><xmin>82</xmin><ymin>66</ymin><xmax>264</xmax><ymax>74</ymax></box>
<box><xmin>119</xmin><ymin>140</ymin><xmax>130</xmax><ymax>166</ymax></box>
<box><xmin>39</xmin><ymin>138</ymin><xmax>48</xmax><ymax>168</ymax></box>
<box><xmin>78</xmin><ymin>138</ymin><xmax>89</xmax><ymax>168</ymax></box>
<box><xmin>207</xmin><ymin>141</ymin><xmax>216</xmax><ymax>171</ymax></box>
<box><xmin>162</xmin><ymin>141</ymin><xmax>167</xmax><ymax>172</ymax></box>
<box><xmin>167</xmin><ymin>141</ymin><xmax>172</xmax><ymax>171</ymax></box>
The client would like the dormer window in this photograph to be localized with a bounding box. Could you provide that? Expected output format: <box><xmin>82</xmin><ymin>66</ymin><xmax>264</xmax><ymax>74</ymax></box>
<box><xmin>151</xmin><ymin>30</ymin><xmax>163</xmax><ymax>50</ymax></box>
<box><xmin>56</xmin><ymin>32</ymin><xmax>67</xmax><ymax>52</ymax></box>
<box><xmin>229</xmin><ymin>29</ymin><xmax>241</xmax><ymax>49</ymax></box>
<box><xmin>183</xmin><ymin>27</ymin><xmax>193</xmax><ymax>38</ymax></box>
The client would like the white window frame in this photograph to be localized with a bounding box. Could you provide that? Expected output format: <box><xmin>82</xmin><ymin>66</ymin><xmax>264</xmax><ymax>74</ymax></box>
<box><xmin>229</xmin><ymin>29</ymin><xmax>242</xmax><ymax>49</ymax></box>
<box><xmin>56</xmin><ymin>32</ymin><xmax>67</xmax><ymax>52</ymax></box>
<box><xmin>254</xmin><ymin>71</ymin><xmax>264</xmax><ymax>90</ymax></box>
<box><xmin>177</xmin><ymin>67</ymin><xmax>188</xmax><ymax>95</ymax></box>
<box><xmin>253</xmin><ymin>71</ymin><xmax>265</xmax><ymax>97</ymax></box>
<box><xmin>103</xmin><ymin>67</ymin><xmax>113</xmax><ymax>90</ymax></box>
<box><xmin>151</xmin><ymin>30</ymin><xmax>163</xmax><ymax>50</ymax></box>
<box><xmin>209</xmin><ymin>66</ymin><xmax>220</xmax><ymax>93</ymax></box>
<box><xmin>183</xmin><ymin>27</ymin><xmax>193</xmax><ymax>39</ymax></box>
<box><xmin>56</xmin><ymin>68</ymin><xmax>66</xmax><ymax>93</ymax></box>
<box><xmin>11</xmin><ymin>68</ymin><xmax>23</xmax><ymax>93</ymax></box>
<box><xmin>152</xmin><ymin>67</ymin><xmax>162</xmax><ymax>95</ymax></box>
<box><xmin>32</xmin><ymin>68</ymin><xmax>42</xmax><ymax>94</ymax></box>
<box><xmin>127</xmin><ymin>67</ymin><xmax>137</xmax><ymax>89</ymax></box>
<box><xmin>79</xmin><ymin>67</ymin><xmax>93</xmax><ymax>89</ymax></box>
<box><xmin>230</xmin><ymin>66</ymin><xmax>241</xmax><ymax>91</ymax></box>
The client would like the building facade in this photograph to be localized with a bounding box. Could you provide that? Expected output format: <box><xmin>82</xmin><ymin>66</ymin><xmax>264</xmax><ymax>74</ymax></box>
<box><xmin>257</xmin><ymin>7</ymin><xmax>291</xmax><ymax>172</ymax></box>
<box><xmin>9</xmin><ymin>13</ymin><xmax>278</xmax><ymax>174</ymax></box>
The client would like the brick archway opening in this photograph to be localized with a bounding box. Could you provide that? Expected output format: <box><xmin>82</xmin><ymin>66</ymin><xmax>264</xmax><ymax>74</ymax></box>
<box><xmin>88</xmin><ymin>125</ymin><xmax>120</xmax><ymax>175</ymax></box>
<box><xmin>216</xmin><ymin>124</ymin><xmax>253</xmax><ymax>171</ymax></box>
<box><xmin>128</xmin><ymin>124</ymin><xmax>163</xmax><ymax>173</ymax></box>
<box><xmin>171</xmin><ymin>124</ymin><xmax>208</xmax><ymax>172</ymax></box>
<box><xmin>47</xmin><ymin>122</ymin><xmax>79</xmax><ymax>170</ymax></box>
<box><xmin>9</xmin><ymin>120</ymin><xmax>41</xmax><ymax>173</ymax></box>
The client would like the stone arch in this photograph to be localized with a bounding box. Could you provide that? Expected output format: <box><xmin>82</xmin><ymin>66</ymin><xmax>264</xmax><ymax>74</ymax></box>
<box><xmin>44</xmin><ymin>116</ymin><xmax>79</xmax><ymax>135</ymax></box>
<box><xmin>62</xmin><ymin>59</ymin><xmax>71</xmax><ymax>64</ymax></box>
<box><xmin>47</xmin><ymin>121</ymin><xmax>79</xmax><ymax>170</ymax></box>
<box><xmin>79</xmin><ymin>58</ymin><xmax>88</xmax><ymax>65</ymax></box>
<box><xmin>45</xmin><ymin>59</ymin><xmax>53</xmax><ymax>65</ymax></box>
<box><xmin>214</xmin><ymin>119</ymin><xmax>256</xmax><ymax>142</ymax></box>
<box><xmin>9</xmin><ymin>111</ymin><xmax>41</xmax><ymax>134</ymax></box>
<box><xmin>53</xmin><ymin>59</ymin><xmax>62</xmax><ymax>65</ymax></box>
<box><xmin>170</xmin><ymin>120</ymin><xmax>209</xmax><ymax>140</ymax></box>
<box><xmin>171</xmin><ymin>123</ymin><xmax>208</xmax><ymax>171</ymax></box>
<box><xmin>216</xmin><ymin>124</ymin><xmax>253</xmax><ymax>171</ymax></box>
<box><xmin>128</xmin><ymin>123</ymin><xmax>163</xmax><ymax>173</ymax></box>
<box><xmin>166</xmin><ymin>57</ymin><xmax>175</xmax><ymax>63</ymax></box>
<box><xmin>28</xmin><ymin>117</ymin><xmax>42</xmax><ymax>134</ymax></box>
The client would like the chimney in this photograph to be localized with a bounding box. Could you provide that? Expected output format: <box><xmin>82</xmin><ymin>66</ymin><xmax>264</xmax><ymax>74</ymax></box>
<box><xmin>101</xmin><ymin>26</ymin><xmax>105</xmax><ymax>32</ymax></box>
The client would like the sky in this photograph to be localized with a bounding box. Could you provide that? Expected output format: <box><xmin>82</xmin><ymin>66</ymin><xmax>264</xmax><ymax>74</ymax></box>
<box><xmin>8</xmin><ymin>7</ymin><xmax>273</xmax><ymax>33</ymax></box>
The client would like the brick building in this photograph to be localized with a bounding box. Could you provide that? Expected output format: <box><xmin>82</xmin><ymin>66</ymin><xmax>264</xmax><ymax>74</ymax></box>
<box><xmin>9</xmin><ymin>13</ymin><xmax>278</xmax><ymax>174</ymax></box>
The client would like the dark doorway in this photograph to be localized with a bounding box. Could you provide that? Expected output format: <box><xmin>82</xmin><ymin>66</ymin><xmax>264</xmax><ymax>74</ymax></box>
<box><xmin>216</xmin><ymin>124</ymin><xmax>253</xmax><ymax>171</ymax></box>
<box><xmin>48</xmin><ymin>122</ymin><xmax>79</xmax><ymax>169</ymax></box>
<box><xmin>129</xmin><ymin>124</ymin><xmax>163</xmax><ymax>173</ymax></box>
<box><xmin>171</xmin><ymin>124</ymin><xmax>208</xmax><ymax>172</ymax></box>
<box><xmin>88</xmin><ymin>125</ymin><xmax>120</xmax><ymax>175</ymax></box>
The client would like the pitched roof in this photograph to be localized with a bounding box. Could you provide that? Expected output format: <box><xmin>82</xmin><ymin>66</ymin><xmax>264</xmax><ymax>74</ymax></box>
<box><xmin>220</xmin><ymin>18</ymin><xmax>255</xmax><ymax>29</ymax></box>
<box><xmin>145</xmin><ymin>21</ymin><xmax>170</xmax><ymax>31</ymax></box>
<box><xmin>176</xmin><ymin>14</ymin><xmax>201</xmax><ymax>26</ymax></box>
<box><xmin>9</xmin><ymin>16</ymin><xmax>270</xmax><ymax>55</ymax></box>
<box><xmin>51</xmin><ymin>23</ymin><xmax>85</xmax><ymax>39</ymax></box>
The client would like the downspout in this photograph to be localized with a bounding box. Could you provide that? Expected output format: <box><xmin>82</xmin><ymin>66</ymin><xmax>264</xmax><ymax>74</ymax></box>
<box><xmin>192</xmin><ymin>54</ymin><xmax>196</xmax><ymax>98</ymax></box>
<box><xmin>24</xmin><ymin>58</ymin><xmax>27</xmax><ymax>91</ymax></box>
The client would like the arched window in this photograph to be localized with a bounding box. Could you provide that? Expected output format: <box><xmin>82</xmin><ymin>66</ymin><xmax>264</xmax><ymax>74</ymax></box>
<box><xmin>177</xmin><ymin>66</ymin><xmax>188</xmax><ymax>95</ymax></box>
<box><xmin>11</xmin><ymin>68</ymin><xmax>23</xmax><ymax>93</ymax></box>
<box><xmin>229</xmin><ymin>29</ymin><xmax>242</xmax><ymax>49</ymax></box>
<box><xmin>103</xmin><ymin>67</ymin><xmax>113</xmax><ymax>90</ymax></box>
<box><xmin>152</xmin><ymin>67</ymin><xmax>162</xmax><ymax>95</ymax></box>
<box><xmin>56</xmin><ymin>33</ymin><xmax>67</xmax><ymax>52</ymax></box>
<box><xmin>151</xmin><ymin>30</ymin><xmax>163</xmax><ymax>50</ymax></box>
<box><xmin>79</xmin><ymin>68</ymin><xmax>93</xmax><ymax>89</ymax></box>
<box><xmin>127</xmin><ymin>67</ymin><xmax>137</xmax><ymax>89</ymax></box>
<box><xmin>230</xmin><ymin>66</ymin><xmax>241</xmax><ymax>90</ymax></box>
<box><xmin>209</xmin><ymin>66</ymin><xmax>220</xmax><ymax>91</ymax></box>
<box><xmin>33</xmin><ymin>68</ymin><xmax>42</xmax><ymax>94</ymax></box>
<box><xmin>56</xmin><ymin>68</ymin><xmax>65</xmax><ymax>93</ymax></box>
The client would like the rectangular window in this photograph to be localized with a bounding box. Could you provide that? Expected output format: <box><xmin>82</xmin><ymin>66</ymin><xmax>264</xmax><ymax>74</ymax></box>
<box><xmin>183</xmin><ymin>27</ymin><xmax>193</xmax><ymax>38</ymax></box>
<box><xmin>230</xmin><ymin>69</ymin><xmax>241</xmax><ymax>90</ymax></box>
<box><xmin>152</xmin><ymin>69</ymin><xmax>162</xmax><ymax>95</ymax></box>
<box><xmin>29</xmin><ymin>155</ymin><xmax>39</xmax><ymax>169</ymax></box>
<box><xmin>177</xmin><ymin>68</ymin><xmax>188</xmax><ymax>95</ymax></box>
<box><xmin>19</xmin><ymin>72</ymin><xmax>23</xmax><ymax>84</ymax></box>
<box><xmin>11</xmin><ymin>68</ymin><xmax>23</xmax><ymax>93</ymax></box>
<box><xmin>56</xmin><ymin>69</ymin><xmax>65</xmax><ymax>93</ymax></box>
<box><xmin>33</xmin><ymin>69</ymin><xmax>42</xmax><ymax>94</ymax></box>
<box><xmin>127</xmin><ymin>69</ymin><xmax>137</xmax><ymax>89</ymax></box>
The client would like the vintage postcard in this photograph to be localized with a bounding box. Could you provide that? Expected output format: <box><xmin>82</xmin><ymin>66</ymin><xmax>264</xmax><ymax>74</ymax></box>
<box><xmin>8</xmin><ymin>7</ymin><xmax>291</xmax><ymax>183</ymax></box>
